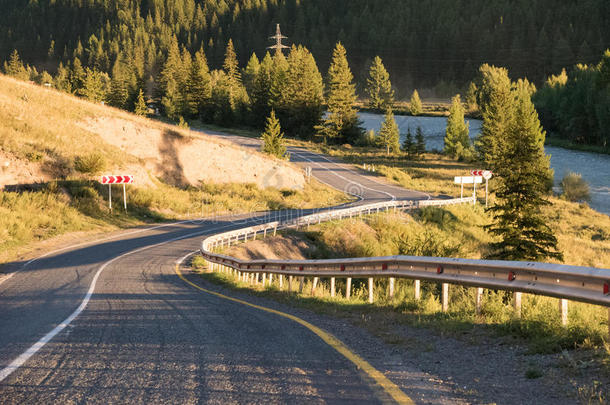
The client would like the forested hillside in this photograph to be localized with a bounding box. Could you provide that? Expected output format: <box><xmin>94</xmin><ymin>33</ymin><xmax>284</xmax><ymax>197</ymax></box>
<box><xmin>1</xmin><ymin>0</ymin><xmax>608</xmax><ymax>94</ymax></box>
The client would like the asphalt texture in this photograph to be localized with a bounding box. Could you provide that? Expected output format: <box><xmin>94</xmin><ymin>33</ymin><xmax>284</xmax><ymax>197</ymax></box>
<box><xmin>0</xmin><ymin>138</ymin><xmax>431</xmax><ymax>403</ymax></box>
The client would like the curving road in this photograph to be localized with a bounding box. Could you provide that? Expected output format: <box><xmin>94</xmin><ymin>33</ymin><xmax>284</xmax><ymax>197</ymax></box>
<box><xmin>0</xmin><ymin>139</ymin><xmax>434</xmax><ymax>403</ymax></box>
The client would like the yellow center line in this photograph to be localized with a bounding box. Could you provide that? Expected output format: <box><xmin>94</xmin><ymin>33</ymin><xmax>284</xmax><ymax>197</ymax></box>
<box><xmin>175</xmin><ymin>264</ymin><xmax>414</xmax><ymax>405</ymax></box>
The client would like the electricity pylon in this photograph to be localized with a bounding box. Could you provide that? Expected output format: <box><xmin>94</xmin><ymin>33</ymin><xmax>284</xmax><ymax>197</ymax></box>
<box><xmin>267</xmin><ymin>23</ymin><xmax>289</xmax><ymax>55</ymax></box>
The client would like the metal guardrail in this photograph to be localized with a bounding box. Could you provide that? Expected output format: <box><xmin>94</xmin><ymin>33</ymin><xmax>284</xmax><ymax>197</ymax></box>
<box><xmin>198</xmin><ymin>197</ymin><xmax>610</xmax><ymax>328</ymax></box>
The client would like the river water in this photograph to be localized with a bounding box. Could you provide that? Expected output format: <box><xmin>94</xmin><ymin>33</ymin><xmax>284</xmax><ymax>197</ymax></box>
<box><xmin>359</xmin><ymin>112</ymin><xmax>610</xmax><ymax>215</ymax></box>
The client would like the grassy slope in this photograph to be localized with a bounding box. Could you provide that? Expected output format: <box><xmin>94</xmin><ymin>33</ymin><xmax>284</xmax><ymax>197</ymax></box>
<box><xmin>0</xmin><ymin>76</ymin><xmax>349</xmax><ymax>264</ymax></box>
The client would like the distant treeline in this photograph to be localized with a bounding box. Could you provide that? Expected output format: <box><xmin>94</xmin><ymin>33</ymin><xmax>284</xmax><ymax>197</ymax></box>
<box><xmin>0</xmin><ymin>0</ymin><xmax>608</xmax><ymax>96</ymax></box>
<box><xmin>533</xmin><ymin>51</ymin><xmax>610</xmax><ymax>151</ymax></box>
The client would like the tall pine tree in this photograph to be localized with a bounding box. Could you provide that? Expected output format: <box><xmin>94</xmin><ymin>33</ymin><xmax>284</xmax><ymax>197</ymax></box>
<box><xmin>486</xmin><ymin>82</ymin><xmax>561</xmax><ymax>261</ymax></box>
<box><xmin>366</xmin><ymin>56</ymin><xmax>394</xmax><ymax>111</ymax></box>
<box><xmin>409</xmin><ymin>89</ymin><xmax>422</xmax><ymax>115</ymax></box>
<box><xmin>444</xmin><ymin>94</ymin><xmax>471</xmax><ymax>159</ymax></box>
<box><xmin>317</xmin><ymin>42</ymin><xmax>362</xmax><ymax>144</ymax></box>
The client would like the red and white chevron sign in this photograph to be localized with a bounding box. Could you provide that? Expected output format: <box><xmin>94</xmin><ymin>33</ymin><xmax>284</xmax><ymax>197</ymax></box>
<box><xmin>471</xmin><ymin>170</ymin><xmax>492</xmax><ymax>180</ymax></box>
<box><xmin>100</xmin><ymin>175</ymin><xmax>134</xmax><ymax>184</ymax></box>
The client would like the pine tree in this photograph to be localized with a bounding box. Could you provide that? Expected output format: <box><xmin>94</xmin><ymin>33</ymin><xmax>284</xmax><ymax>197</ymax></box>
<box><xmin>378</xmin><ymin>108</ymin><xmax>400</xmax><ymax>155</ymax></box>
<box><xmin>223</xmin><ymin>39</ymin><xmax>241</xmax><ymax>86</ymax></box>
<box><xmin>317</xmin><ymin>42</ymin><xmax>362</xmax><ymax>144</ymax></box>
<box><xmin>415</xmin><ymin>126</ymin><xmax>426</xmax><ymax>157</ymax></box>
<box><xmin>188</xmin><ymin>46</ymin><xmax>212</xmax><ymax>119</ymax></box>
<box><xmin>134</xmin><ymin>89</ymin><xmax>148</xmax><ymax>116</ymax></box>
<box><xmin>4</xmin><ymin>50</ymin><xmax>28</xmax><ymax>80</ymax></box>
<box><xmin>402</xmin><ymin>128</ymin><xmax>415</xmax><ymax>159</ymax></box>
<box><xmin>409</xmin><ymin>89</ymin><xmax>422</xmax><ymax>115</ymax></box>
<box><xmin>243</xmin><ymin>52</ymin><xmax>260</xmax><ymax>95</ymax></box>
<box><xmin>280</xmin><ymin>45</ymin><xmax>325</xmax><ymax>139</ymax></box>
<box><xmin>474</xmin><ymin>64</ymin><xmax>514</xmax><ymax>168</ymax></box>
<box><xmin>250</xmin><ymin>52</ymin><xmax>274</xmax><ymax>127</ymax></box>
<box><xmin>366</xmin><ymin>56</ymin><xmax>394</xmax><ymax>111</ymax></box>
<box><xmin>486</xmin><ymin>83</ymin><xmax>562</xmax><ymax>262</ymax></box>
<box><xmin>444</xmin><ymin>94</ymin><xmax>471</xmax><ymax>159</ymax></box>
<box><xmin>261</xmin><ymin>110</ymin><xmax>287</xmax><ymax>158</ymax></box>
<box><xmin>78</xmin><ymin>68</ymin><xmax>107</xmax><ymax>102</ymax></box>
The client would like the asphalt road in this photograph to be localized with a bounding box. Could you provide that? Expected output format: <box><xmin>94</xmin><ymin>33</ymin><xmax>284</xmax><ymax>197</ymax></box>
<box><xmin>0</xmin><ymin>139</ymin><xmax>431</xmax><ymax>403</ymax></box>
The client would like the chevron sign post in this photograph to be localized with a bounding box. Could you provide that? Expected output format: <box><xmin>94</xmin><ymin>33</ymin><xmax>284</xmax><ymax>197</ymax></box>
<box><xmin>100</xmin><ymin>175</ymin><xmax>134</xmax><ymax>211</ymax></box>
<box><xmin>471</xmin><ymin>170</ymin><xmax>493</xmax><ymax>206</ymax></box>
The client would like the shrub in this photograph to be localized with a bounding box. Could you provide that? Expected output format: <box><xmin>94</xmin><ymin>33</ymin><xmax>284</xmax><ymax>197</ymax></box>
<box><xmin>560</xmin><ymin>172</ymin><xmax>590</xmax><ymax>202</ymax></box>
<box><xmin>74</xmin><ymin>153</ymin><xmax>106</xmax><ymax>175</ymax></box>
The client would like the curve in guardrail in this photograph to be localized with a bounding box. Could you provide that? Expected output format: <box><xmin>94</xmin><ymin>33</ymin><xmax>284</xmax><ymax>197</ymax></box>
<box><xmin>197</xmin><ymin>197</ymin><xmax>610</xmax><ymax>333</ymax></box>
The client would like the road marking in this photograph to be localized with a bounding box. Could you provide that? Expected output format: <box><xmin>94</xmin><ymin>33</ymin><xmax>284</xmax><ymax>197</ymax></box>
<box><xmin>0</xmin><ymin>228</ymin><xmax>212</xmax><ymax>383</ymax></box>
<box><xmin>175</xmin><ymin>252</ymin><xmax>414</xmax><ymax>405</ymax></box>
<box><xmin>0</xmin><ymin>219</ymin><xmax>198</xmax><ymax>287</ymax></box>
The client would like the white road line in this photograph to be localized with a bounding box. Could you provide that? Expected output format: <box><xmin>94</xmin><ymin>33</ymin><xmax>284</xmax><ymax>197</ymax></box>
<box><xmin>0</xmin><ymin>220</ymin><xmax>197</xmax><ymax>287</ymax></box>
<box><xmin>0</xmin><ymin>226</ymin><xmax>219</xmax><ymax>382</ymax></box>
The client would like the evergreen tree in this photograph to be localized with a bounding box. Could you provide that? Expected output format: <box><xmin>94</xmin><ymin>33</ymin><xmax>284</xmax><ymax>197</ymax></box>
<box><xmin>243</xmin><ymin>52</ymin><xmax>260</xmax><ymax>95</ymax></box>
<box><xmin>378</xmin><ymin>108</ymin><xmax>400</xmax><ymax>155</ymax></box>
<box><xmin>444</xmin><ymin>94</ymin><xmax>471</xmax><ymax>159</ymax></box>
<box><xmin>223</xmin><ymin>39</ymin><xmax>241</xmax><ymax>86</ymax></box>
<box><xmin>134</xmin><ymin>89</ymin><xmax>148</xmax><ymax>116</ymax></box>
<box><xmin>279</xmin><ymin>45</ymin><xmax>325</xmax><ymax>139</ymax></box>
<box><xmin>474</xmin><ymin>64</ymin><xmax>514</xmax><ymax>168</ymax></box>
<box><xmin>4</xmin><ymin>50</ymin><xmax>28</xmax><ymax>80</ymax></box>
<box><xmin>261</xmin><ymin>110</ymin><xmax>287</xmax><ymax>158</ymax></box>
<box><xmin>402</xmin><ymin>127</ymin><xmax>415</xmax><ymax>159</ymax></box>
<box><xmin>250</xmin><ymin>52</ymin><xmax>274</xmax><ymax>127</ymax></box>
<box><xmin>415</xmin><ymin>126</ymin><xmax>426</xmax><ymax>157</ymax></box>
<box><xmin>78</xmin><ymin>68</ymin><xmax>107</xmax><ymax>102</ymax></box>
<box><xmin>486</xmin><ymin>84</ymin><xmax>562</xmax><ymax>261</ymax></box>
<box><xmin>70</xmin><ymin>57</ymin><xmax>86</xmax><ymax>93</ymax></box>
<box><xmin>366</xmin><ymin>56</ymin><xmax>394</xmax><ymax>111</ymax></box>
<box><xmin>409</xmin><ymin>89</ymin><xmax>422</xmax><ymax>115</ymax></box>
<box><xmin>317</xmin><ymin>42</ymin><xmax>362</xmax><ymax>144</ymax></box>
<box><xmin>188</xmin><ymin>46</ymin><xmax>212</xmax><ymax>119</ymax></box>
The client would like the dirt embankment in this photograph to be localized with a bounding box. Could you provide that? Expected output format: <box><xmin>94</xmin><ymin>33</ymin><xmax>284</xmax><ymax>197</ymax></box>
<box><xmin>78</xmin><ymin>117</ymin><xmax>305</xmax><ymax>190</ymax></box>
<box><xmin>223</xmin><ymin>234</ymin><xmax>314</xmax><ymax>261</ymax></box>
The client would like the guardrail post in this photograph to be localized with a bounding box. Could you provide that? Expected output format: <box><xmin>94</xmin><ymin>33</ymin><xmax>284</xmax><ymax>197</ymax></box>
<box><xmin>299</xmin><ymin>277</ymin><xmax>304</xmax><ymax>293</ymax></box>
<box><xmin>312</xmin><ymin>277</ymin><xmax>319</xmax><ymax>296</ymax></box>
<box><xmin>346</xmin><ymin>277</ymin><xmax>352</xmax><ymax>299</ymax></box>
<box><xmin>268</xmin><ymin>273</ymin><xmax>273</xmax><ymax>285</ymax></box>
<box><xmin>262</xmin><ymin>273</ymin><xmax>266</xmax><ymax>286</ymax></box>
<box><xmin>263</xmin><ymin>228</ymin><xmax>267</xmax><ymax>237</ymax></box>
<box><xmin>442</xmin><ymin>283</ymin><xmax>449</xmax><ymax>312</ymax></box>
<box><xmin>476</xmin><ymin>287</ymin><xmax>483</xmax><ymax>315</ymax></box>
<box><xmin>389</xmin><ymin>277</ymin><xmax>395</xmax><ymax>299</ymax></box>
<box><xmin>288</xmin><ymin>275</ymin><xmax>293</xmax><ymax>292</ymax></box>
<box><xmin>330</xmin><ymin>277</ymin><xmax>335</xmax><ymax>297</ymax></box>
<box><xmin>513</xmin><ymin>292</ymin><xmax>522</xmax><ymax>318</ymax></box>
<box><xmin>273</xmin><ymin>225</ymin><xmax>277</xmax><ymax>236</ymax></box>
<box><xmin>414</xmin><ymin>280</ymin><xmax>421</xmax><ymax>301</ymax></box>
<box><xmin>279</xmin><ymin>274</ymin><xmax>283</xmax><ymax>290</ymax></box>
<box><xmin>368</xmin><ymin>278</ymin><xmax>374</xmax><ymax>303</ymax></box>
<box><xmin>560</xmin><ymin>299</ymin><xmax>568</xmax><ymax>326</ymax></box>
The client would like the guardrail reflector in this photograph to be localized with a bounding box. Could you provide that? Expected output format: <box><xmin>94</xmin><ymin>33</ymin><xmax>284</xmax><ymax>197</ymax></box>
<box><xmin>299</xmin><ymin>266</ymin><xmax>304</xmax><ymax>271</ymax></box>
<box><xmin>281</xmin><ymin>265</ymin><xmax>286</xmax><ymax>270</ymax></box>
<box><xmin>340</xmin><ymin>264</ymin><xmax>345</xmax><ymax>271</ymax></box>
<box><xmin>508</xmin><ymin>271</ymin><xmax>516</xmax><ymax>281</ymax></box>
<box><xmin>382</xmin><ymin>263</ymin><xmax>388</xmax><ymax>270</ymax></box>
<box><xmin>261</xmin><ymin>265</ymin><xmax>265</xmax><ymax>269</ymax></box>
<box><xmin>437</xmin><ymin>266</ymin><xmax>443</xmax><ymax>274</ymax></box>
<box><xmin>604</xmin><ymin>282</ymin><xmax>609</xmax><ymax>295</ymax></box>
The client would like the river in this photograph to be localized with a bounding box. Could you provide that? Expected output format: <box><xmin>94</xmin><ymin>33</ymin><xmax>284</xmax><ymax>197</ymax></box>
<box><xmin>359</xmin><ymin>112</ymin><xmax>610</xmax><ymax>215</ymax></box>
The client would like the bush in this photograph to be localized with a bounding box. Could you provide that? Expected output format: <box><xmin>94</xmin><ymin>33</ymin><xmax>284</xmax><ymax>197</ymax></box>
<box><xmin>74</xmin><ymin>153</ymin><xmax>106</xmax><ymax>175</ymax></box>
<box><xmin>560</xmin><ymin>172</ymin><xmax>590</xmax><ymax>202</ymax></box>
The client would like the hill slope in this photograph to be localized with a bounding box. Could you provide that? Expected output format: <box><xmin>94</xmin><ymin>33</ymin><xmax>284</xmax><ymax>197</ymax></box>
<box><xmin>0</xmin><ymin>74</ymin><xmax>304</xmax><ymax>190</ymax></box>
